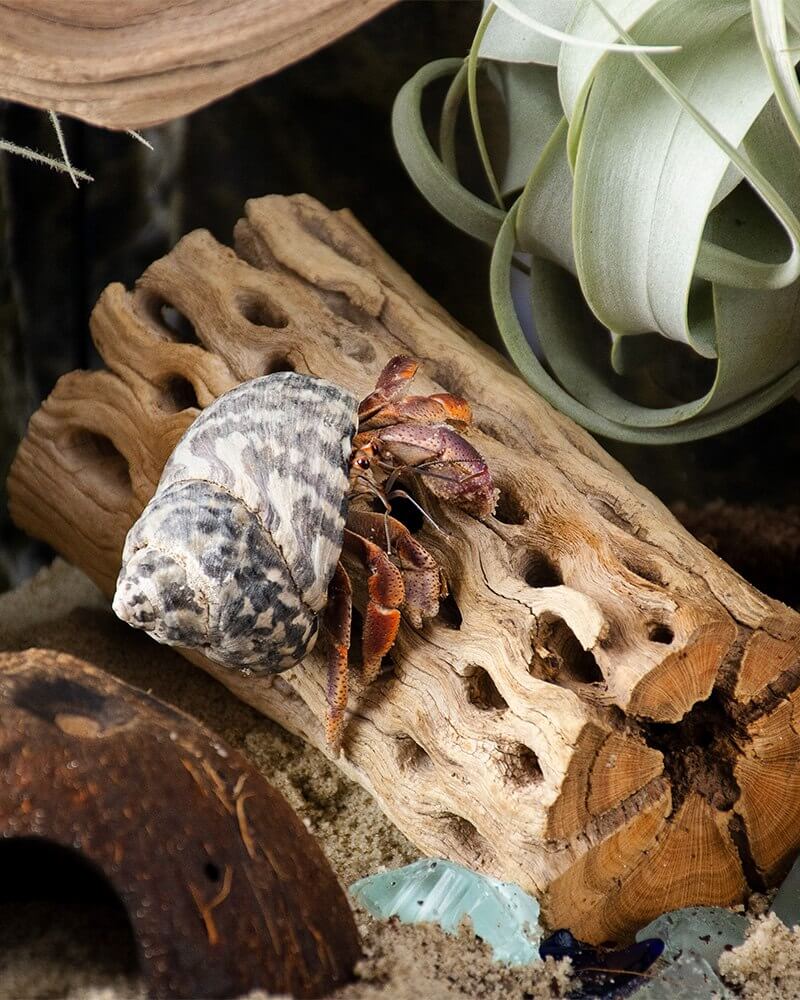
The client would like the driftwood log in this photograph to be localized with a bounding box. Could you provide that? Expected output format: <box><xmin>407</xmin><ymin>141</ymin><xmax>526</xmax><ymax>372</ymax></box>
<box><xmin>0</xmin><ymin>647</ymin><xmax>360</xmax><ymax>999</ymax></box>
<box><xmin>0</xmin><ymin>1</ymin><xmax>394</xmax><ymax>129</ymax></box>
<box><xmin>10</xmin><ymin>194</ymin><xmax>800</xmax><ymax>943</ymax></box>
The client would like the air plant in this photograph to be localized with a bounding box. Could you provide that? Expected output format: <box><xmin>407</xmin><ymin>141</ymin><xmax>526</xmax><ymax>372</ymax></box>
<box><xmin>393</xmin><ymin>0</ymin><xmax>800</xmax><ymax>443</ymax></box>
<box><xmin>0</xmin><ymin>110</ymin><xmax>151</xmax><ymax>187</ymax></box>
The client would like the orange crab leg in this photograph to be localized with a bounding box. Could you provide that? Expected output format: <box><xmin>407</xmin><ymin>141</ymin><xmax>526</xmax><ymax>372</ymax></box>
<box><xmin>321</xmin><ymin>562</ymin><xmax>353</xmax><ymax>751</ymax></box>
<box><xmin>347</xmin><ymin>510</ymin><xmax>444</xmax><ymax>628</ymax></box>
<box><xmin>343</xmin><ymin>528</ymin><xmax>404</xmax><ymax>686</ymax></box>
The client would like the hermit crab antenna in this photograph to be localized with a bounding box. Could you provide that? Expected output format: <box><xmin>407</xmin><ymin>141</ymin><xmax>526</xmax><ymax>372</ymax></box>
<box><xmin>387</xmin><ymin>488</ymin><xmax>446</xmax><ymax>535</ymax></box>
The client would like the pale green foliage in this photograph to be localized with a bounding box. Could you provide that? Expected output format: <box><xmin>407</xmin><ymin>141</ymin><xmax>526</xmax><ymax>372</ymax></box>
<box><xmin>393</xmin><ymin>0</ymin><xmax>800</xmax><ymax>442</ymax></box>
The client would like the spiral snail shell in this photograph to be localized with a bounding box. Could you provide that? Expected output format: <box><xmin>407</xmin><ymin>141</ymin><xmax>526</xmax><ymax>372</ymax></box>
<box><xmin>112</xmin><ymin>372</ymin><xmax>358</xmax><ymax>672</ymax></box>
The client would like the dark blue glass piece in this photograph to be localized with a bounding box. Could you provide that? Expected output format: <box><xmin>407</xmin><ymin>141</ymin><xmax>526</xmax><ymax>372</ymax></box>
<box><xmin>539</xmin><ymin>930</ymin><xmax>664</xmax><ymax>998</ymax></box>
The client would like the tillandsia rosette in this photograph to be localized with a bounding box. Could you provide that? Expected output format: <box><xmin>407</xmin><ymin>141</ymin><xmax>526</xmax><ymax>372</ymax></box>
<box><xmin>392</xmin><ymin>0</ymin><xmax>800</xmax><ymax>443</ymax></box>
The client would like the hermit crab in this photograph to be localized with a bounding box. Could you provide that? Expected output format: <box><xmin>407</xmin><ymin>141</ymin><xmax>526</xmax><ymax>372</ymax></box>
<box><xmin>113</xmin><ymin>357</ymin><xmax>495</xmax><ymax>748</ymax></box>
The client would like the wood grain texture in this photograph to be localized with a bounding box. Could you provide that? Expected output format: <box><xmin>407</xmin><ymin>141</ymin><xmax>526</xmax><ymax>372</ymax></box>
<box><xmin>0</xmin><ymin>1</ymin><xmax>395</xmax><ymax>129</ymax></box>
<box><xmin>0</xmin><ymin>646</ymin><xmax>360</xmax><ymax>998</ymax></box>
<box><xmin>10</xmin><ymin>193</ymin><xmax>800</xmax><ymax>943</ymax></box>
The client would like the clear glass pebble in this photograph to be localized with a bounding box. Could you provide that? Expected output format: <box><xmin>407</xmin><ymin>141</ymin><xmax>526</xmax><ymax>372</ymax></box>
<box><xmin>632</xmin><ymin>951</ymin><xmax>734</xmax><ymax>998</ymax></box>
<box><xmin>350</xmin><ymin>858</ymin><xmax>541</xmax><ymax>965</ymax></box>
<box><xmin>635</xmin><ymin>906</ymin><xmax>746</xmax><ymax>971</ymax></box>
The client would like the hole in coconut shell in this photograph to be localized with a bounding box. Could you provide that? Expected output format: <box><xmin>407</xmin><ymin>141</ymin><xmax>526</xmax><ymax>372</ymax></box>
<box><xmin>0</xmin><ymin>838</ymin><xmax>139</xmax><ymax>974</ymax></box>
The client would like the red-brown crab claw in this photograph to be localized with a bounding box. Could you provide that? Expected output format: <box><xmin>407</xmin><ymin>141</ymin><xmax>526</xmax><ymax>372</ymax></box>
<box><xmin>356</xmin><ymin>422</ymin><xmax>497</xmax><ymax>520</ymax></box>
<box><xmin>359</xmin><ymin>356</ymin><xmax>472</xmax><ymax>430</ymax></box>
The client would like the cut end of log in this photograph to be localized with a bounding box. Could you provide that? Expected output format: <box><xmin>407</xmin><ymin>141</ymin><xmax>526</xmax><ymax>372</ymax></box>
<box><xmin>9</xmin><ymin>192</ymin><xmax>800</xmax><ymax>943</ymax></box>
<box><xmin>627</xmin><ymin>618</ymin><xmax>738</xmax><ymax>722</ymax></box>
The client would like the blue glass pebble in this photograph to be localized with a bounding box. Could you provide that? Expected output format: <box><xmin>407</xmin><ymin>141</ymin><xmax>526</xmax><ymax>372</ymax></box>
<box><xmin>631</xmin><ymin>951</ymin><xmax>734</xmax><ymax>998</ymax></box>
<box><xmin>771</xmin><ymin>853</ymin><xmax>800</xmax><ymax>927</ymax></box>
<box><xmin>635</xmin><ymin>906</ymin><xmax>746</xmax><ymax>972</ymax></box>
<box><xmin>350</xmin><ymin>858</ymin><xmax>541</xmax><ymax>965</ymax></box>
<box><xmin>539</xmin><ymin>929</ymin><xmax>664</xmax><ymax>998</ymax></box>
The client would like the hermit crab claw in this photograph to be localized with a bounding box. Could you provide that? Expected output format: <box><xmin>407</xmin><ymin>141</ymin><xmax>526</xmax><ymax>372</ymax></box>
<box><xmin>368</xmin><ymin>423</ymin><xmax>497</xmax><ymax>520</ymax></box>
<box><xmin>323</xmin><ymin>354</ymin><xmax>496</xmax><ymax>750</ymax></box>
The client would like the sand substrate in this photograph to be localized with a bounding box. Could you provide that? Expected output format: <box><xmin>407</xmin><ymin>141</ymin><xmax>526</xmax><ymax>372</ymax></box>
<box><xmin>0</xmin><ymin>560</ymin><xmax>798</xmax><ymax>999</ymax></box>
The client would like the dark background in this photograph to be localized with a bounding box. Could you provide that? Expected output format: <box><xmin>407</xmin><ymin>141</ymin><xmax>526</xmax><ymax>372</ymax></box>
<box><xmin>1</xmin><ymin>0</ymin><xmax>798</xmax><ymax>595</ymax></box>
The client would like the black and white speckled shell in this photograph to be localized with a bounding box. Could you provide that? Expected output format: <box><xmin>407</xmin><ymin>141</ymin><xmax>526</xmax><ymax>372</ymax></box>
<box><xmin>112</xmin><ymin>372</ymin><xmax>358</xmax><ymax>673</ymax></box>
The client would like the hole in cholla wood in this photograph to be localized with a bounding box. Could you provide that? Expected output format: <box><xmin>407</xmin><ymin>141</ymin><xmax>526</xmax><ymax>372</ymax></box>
<box><xmin>137</xmin><ymin>293</ymin><xmax>200</xmax><ymax>345</ymax></box>
<box><xmin>521</xmin><ymin>549</ymin><xmax>562</xmax><ymax>588</ymax></box>
<box><xmin>494</xmin><ymin>484</ymin><xmax>528</xmax><ymax>526</ymax></box>
<box><xmin>497</xmin><ymin>743</ymin><xmax>543</xmax><ymax>785</ymax></box>
<box><xmin>63</xmin><ymin>430</ymin><xmax>131</xmax><ymax>496</ymax></box>
<box><xmin>437</xmin><ymin>592</ymin><xmax>462</xmax><ymax>630</ymax></box>
<box><xmin>465</xmin><ymin>666</ymin><xmax>508</xmax><ymax>712</ymax></box>
<box><xmin>648</xmin><ymin>623</ymin><xmax>675</xmax><ymax>645</ymax></box>
<box><xmin>396</xmin><ymin>735</ymin><xmax>433</xmax><ymax>773</ymax></box>
<box><xmin>158</xmin><ymin>375</ymin><xmax>199</xmax><ymax>412</ymax></box>
<box><xmin>439</xmin><ymin>813</ymin><xmax>493</xmax><ymax>863</ymax></box>
<box><xmin>530</xmin><ymin>613</ymin><xmax>604</xmax><ymax>687</ymax></box>
<box><xmin>238</xmin><ymin>293</ymin><xmax>289</xmax><ymax>330</ymax></box>
<box><xmin>264</xmin><ymin>355</ymin><xmax>295</xmax><ymax>375</ymax></box>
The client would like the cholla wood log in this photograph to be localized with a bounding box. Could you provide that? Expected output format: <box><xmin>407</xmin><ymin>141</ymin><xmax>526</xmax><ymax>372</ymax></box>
<box><xmin>10</xmin><ymin>194</ymin><xmax>800</xmax><ymax>943</ymax></box>
<box><xmin>0</xmin><ymin>1</ymin><xmax>394</xmax><ymax>129</ymax></box>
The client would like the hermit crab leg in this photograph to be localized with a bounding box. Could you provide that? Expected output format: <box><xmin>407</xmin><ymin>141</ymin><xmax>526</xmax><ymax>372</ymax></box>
<box><xmin>321</xmin><ymin>562</ymin><xmax>353</xmax><ymax>750</ymax></box>
<box><xmin>347</xmin><ymin>511</ymin><xmax>444</xmax><ymax>629</ymax></box>
<box><xmin>342</xmin><ymin>528</ymin><xmax>404</xmax><ymax>685</ymax></box>
<box><xmin>358</xmin><ymin>423</ymin><xmax>496</xmax><ymax>519</ymax></box>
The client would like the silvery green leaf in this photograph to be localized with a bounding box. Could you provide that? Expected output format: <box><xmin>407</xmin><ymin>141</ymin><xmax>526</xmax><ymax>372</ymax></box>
<box><xmin>394</xmin><ymin>0</ymin><xmax>800</xmax><ymax>442</ymax></box>
<box><xmin>480</xmin><ymin>0</ymin><xmax>578</xmax><ymax>64</ymax></box>
<box><xmin>499</xmin><ymin>62</ymin><xmax>564</xmax><ymax>193</ymax></box>
<box><xmin>558</xmin><ymin>0</ymin><xmax>668</xmax><ymax>120</ymax></box>
<box><xmin>571</xmin><ymin>0</ymin><xmax>800</xmax><ymax>351</ymax></box>
<box><xmin>752</xmin><ymin>0</ymin><xmax>800</xmax><ymax>147</ymax></box>
<box><xmin>489</xmin><ymin>0</ymin><xmax>679</xmax><ymax>55</ymax></box>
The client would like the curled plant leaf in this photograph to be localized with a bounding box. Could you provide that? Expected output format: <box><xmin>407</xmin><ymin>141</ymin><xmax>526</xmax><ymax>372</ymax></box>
<box><xmin>392</xmin><ymin>0</ymin><xmax>800</xmax><ymax>443</ymax></box>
